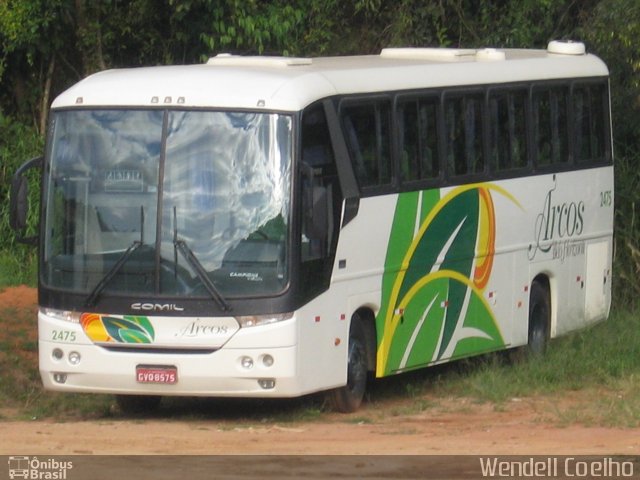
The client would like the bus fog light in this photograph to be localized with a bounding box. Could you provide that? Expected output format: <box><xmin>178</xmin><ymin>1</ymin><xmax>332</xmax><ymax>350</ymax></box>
<box><xmin>261</xmin><ymin>354</ymin><xmax>274</xmax><ymax>367</ymax></box>
<box><xmin>68</xmin><ymin>351</ymin><xmax>81</xmax><ymax>365</ymax></box>
<box><xmin>258</xmin><ymin>378</ymin><xmax>276</xmax><ymax>390</ymax></box>
<box><xmin>52</xmin><ymin>348</ymin><xmax>64</xmax><ymax>361</ymax></box>
<box><xmin>240</xmin><ymin>356</ymin><xmax>254</xmax><ymax>370</ymax></box>
<box><xmin>53</xmin><ymin>373</ymin><xmax>67</xmax><ymax>384</ymax></box>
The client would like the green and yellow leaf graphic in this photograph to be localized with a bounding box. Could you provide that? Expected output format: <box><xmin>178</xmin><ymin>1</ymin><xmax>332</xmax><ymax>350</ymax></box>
<box><xmin>91</xmin><ymin>315</ymin><xmax>155</xmax><ymax>344</ymax></box>
<box><xmin>377</xmin><ymin>183</ymin><xmax>521</xmax><ymax>375</ymax></box>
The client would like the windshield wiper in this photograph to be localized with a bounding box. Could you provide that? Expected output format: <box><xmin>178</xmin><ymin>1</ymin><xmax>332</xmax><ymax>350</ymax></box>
<box><xmin>85</xmin><ymin>207</ymin><xmax>145</xmax><ymax>307</ymax></box>
<box><xmin>173</xmin><ymin>207</ymin><xmax>231</xmax><ymax>312</ymax></box>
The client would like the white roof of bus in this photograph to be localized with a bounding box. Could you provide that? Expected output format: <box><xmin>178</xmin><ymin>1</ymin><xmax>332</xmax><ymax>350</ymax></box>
<box><xmin>52</xmin><ymin>43</ymin><xmax>609</xmax><ymax>112</ymax></box>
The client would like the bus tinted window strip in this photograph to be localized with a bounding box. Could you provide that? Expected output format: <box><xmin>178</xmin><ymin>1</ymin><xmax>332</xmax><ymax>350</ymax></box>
<box><xmin>339</xmin><ymin>78</ymin><xmax>610</xmax><ymax>191</ymax></box>
<box><xmin>340</xmin><ymin>92</ymin><xmax>606</xmax><ymax>196</ymax></box>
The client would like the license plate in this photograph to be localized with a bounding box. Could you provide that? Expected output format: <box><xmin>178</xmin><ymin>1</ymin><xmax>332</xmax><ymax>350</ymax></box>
<box><xmin>136</xmin><ymin>365</ymin><xmax>178</xmax><ymax>384</ymax></box>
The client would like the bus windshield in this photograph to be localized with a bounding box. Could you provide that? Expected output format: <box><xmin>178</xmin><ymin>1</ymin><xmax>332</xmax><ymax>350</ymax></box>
<box><xmin>43</xmin><ymin>109</ymin><xmax>292</xmax><ymax>301</ymax></box>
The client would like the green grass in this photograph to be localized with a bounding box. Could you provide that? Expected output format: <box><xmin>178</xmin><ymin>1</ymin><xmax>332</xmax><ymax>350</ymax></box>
<box><xmin>1</xmin><ymin>288</ymin><xmax>639</xmax><ymax>426</ymax></box>
<box><xmin>413</xmin><ymin>307</ymin><xmax>640</xmax><ymax>427</ymax></box>
<box><xmin>357</xmin><ymin>306</ymin><xmax>640</xmax><ymax>427</ymax></box>
<box><xmin>433</xmin><ymin>308</ymin><xmax>640</xmax><ymax>400</ymax></box>
<box><xmin>0</xmin><ymin>296</ymin><xmax>114</xmax><ymax>420</ymax></box>
<box><xmin>0</xmin><ymin>249</ymin><xmax>37</xmax><ymax>288</ymax></box>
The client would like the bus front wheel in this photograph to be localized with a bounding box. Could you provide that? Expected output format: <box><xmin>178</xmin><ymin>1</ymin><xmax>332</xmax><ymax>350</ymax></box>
<box><xmin>328</xmin><ymin>317</ymin><xmax>368</xmax><ymax>413</ymax></box>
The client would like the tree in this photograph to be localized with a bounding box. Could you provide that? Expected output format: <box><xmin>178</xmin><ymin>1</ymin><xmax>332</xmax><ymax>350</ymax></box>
<box><xmin>196</xmin><ymin>0</ymin><xmax>306</xmax><ymax>56</ymax></box>
<box><xmin>580</xmin><ymin>0</ymin><xmax>640</xmax><ymax>147</ymax></box>
<box><xmin>0</xmin><ymin>0</ymin><xmax>638</xmax><ymax>297</ymax></box>
<box><xmin>579</xmin><ymin>0</ymin><xmax>640</xmax><ymax>303</ymax></box>
<box><xmin>0</xmin><ymin>0</ymin><xmax>71</xmax><ymax>133</ymax></box>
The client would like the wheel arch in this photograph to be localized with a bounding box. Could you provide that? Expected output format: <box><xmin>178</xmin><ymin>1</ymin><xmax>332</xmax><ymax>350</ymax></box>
<box><xmin>352</xmin><ymin>306</ymin><xmax>377</xmax><ymax>375</ymax></box>
<box><xmin>530</xmin><ymin>273</ymin><xmax>553</xmax><ymax>337</ymax></box>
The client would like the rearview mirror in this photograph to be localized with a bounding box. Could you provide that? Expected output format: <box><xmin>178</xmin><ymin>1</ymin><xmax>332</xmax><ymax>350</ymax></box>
<box><xmin>9</xmin><ymin>156</ymin><xmax>42</xmax><ymax>245</ymax></box>
<box><xmin>9</xmin><ymin>174</ymin><xmax>29</xmax><ymax>231</ymax></box>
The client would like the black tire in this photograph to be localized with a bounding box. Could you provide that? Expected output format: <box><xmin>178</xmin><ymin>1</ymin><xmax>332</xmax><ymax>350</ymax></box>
<box><xmin>527</xmin><ymin>281</ymin><xmax>550</xmax><ymax>357</ymax></box>
<box><xmin>328</xmin><ymin>317</ymin><xmax>369</xmax><ymax>413</ymax></box>
<box><xmin>116</xmin><ymin>394</ymin><xmax>162</xmax><ymax>415</ymax></box>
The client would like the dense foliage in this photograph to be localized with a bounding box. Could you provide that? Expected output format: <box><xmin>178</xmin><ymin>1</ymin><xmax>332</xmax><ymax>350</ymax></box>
<box><xmin>0</xmin><ymin>0</ymin><xmax>638</xmax><ymax>298</ymax></box>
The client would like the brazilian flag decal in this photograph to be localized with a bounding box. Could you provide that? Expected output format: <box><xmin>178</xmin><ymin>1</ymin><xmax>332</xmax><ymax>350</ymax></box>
<box><xmin>377</xmin><ymin>183</ymin><xmax>521</xmax><ymax>375</ymax></box>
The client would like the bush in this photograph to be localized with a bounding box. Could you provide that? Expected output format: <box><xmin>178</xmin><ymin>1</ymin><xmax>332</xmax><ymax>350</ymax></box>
<box><xmin>580</xmin><ymin>0</ymin><xmax>640</xmax><ymax>303</ymax></box>
<box><xmin>612</xmin><ymin>148</ymin><xmax>640</xmax><ymax>306</ymax></box>
<box><xmin>0</xmin><ymin>113</ymin><xmax>42</xmax><ymax>286</ymax></box>
<box><xmin>0</xmin><ymin>113</ymin><xmax>43</xmax><ymax>246</ymax></box>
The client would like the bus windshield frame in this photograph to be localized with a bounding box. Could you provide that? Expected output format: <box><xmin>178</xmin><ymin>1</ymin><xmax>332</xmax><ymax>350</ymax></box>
<box><xmin>42</xmin><ymin>108</ymin><xmax>293</xmax><ymax>304</ymax></box>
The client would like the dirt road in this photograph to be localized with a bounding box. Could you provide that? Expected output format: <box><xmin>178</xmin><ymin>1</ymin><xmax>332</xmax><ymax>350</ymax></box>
<box><xmin>1</xmin><ymin>398</ymin><xmax>639</xmax><ymax>455</ymax></box>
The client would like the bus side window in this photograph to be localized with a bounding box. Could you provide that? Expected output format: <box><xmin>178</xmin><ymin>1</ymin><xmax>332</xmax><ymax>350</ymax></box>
<box><xmin>573</xmin><ymin>82</ymin><xmax>607</xmax><ymax>163</ymax></box>
<box><xmin>341</xmin><ymin>100</ymin><xmax>392</xmax><ymax>189</ymax></box>
<box><xmin>533</xmin><ymin>86</ymin><xmax>569</xmax><ymax>167</ymax></box>
<box><xmin>398</xmin><ymin>97</ymin><xmax>439</xmax><ymax>182</ymax></box>
<box><xmin>301</xmin><ymin>104</ymin><xmax>342</xmax><ymax>263</ymax></box>
<box><xmin>444</xmin><ymin>93</ymin><xmax>484</xmax><ymax>177</ymax></box>
<box><xmin>489</xmin><ymin>89</ymin><xmax>528</xmax><ymax>171</ymax></box>
<box><xmin>445</xmin><ymin>97</ymin><xmax>465</xmax><ymax>175</ymax></box>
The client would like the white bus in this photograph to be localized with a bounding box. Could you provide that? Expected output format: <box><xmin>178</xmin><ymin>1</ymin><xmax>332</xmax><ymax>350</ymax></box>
<box><xmin>11</xmin><ymin>40</ymin><xmax>613</xmax><ymax>413</ymax></box>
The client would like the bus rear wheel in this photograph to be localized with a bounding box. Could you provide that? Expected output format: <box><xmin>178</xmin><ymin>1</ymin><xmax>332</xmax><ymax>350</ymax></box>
<box><xmin>528</xmin><ymin>281</ymin><xmax>550</xmax><ymax>356</ymax></box>
<box><xmin>116</xmin><ymin>394</ymin><xmax>161</xmax><ymax>415</ymax></box>
<box><xmin>328</xmin><ymin>318</ymin><xmax>368</xmax><ymax>413</ymax></box>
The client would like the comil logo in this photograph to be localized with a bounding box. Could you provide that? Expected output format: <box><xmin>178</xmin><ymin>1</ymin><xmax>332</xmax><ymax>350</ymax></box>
<box><xmin>8</xmin><ymin>456</ymin><xmax>73</xmax><ymax>479</ymax></box>
<box><xmin>131</xmin><ymin>302</ymin><xmax>185</xmax><ymax>312</ymax></box>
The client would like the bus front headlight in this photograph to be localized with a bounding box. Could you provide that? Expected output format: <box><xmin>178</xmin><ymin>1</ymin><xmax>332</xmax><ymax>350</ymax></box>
<box><xmin>235</xmin><ymin>312</ymin><xmax>293</xmax><ymax>328</ymax></box>
<box><xmin>41</xmin><ymin>308</ymin><xmax>81</xmax><ymax>324</ymax></box>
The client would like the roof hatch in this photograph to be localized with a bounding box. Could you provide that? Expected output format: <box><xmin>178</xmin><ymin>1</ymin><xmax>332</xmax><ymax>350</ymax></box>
<box><xmin>206</xmin><ymin>54</ymin><xmax>312</xmax><ymax>67</ymax></box>
<box><xmin>380</xmin><ymin>48</ymin><xmax>477</xmax><ymax>61</ymax></box>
